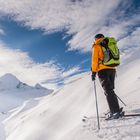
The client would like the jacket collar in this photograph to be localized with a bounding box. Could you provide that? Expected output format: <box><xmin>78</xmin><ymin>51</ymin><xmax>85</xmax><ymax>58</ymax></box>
<box><xmin>94</xmin><ymin>38</ymin><xmax>104</xmax><ymax>45</ymax></box>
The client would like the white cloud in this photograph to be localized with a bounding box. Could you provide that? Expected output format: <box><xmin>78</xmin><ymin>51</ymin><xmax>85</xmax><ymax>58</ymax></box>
<box><xmin>99</xmin><ymin>12</ymin><xmax>140</xmax><ymax>40</ymax></box>
<box><xmin>62</xmin><ymin>66</ymin><xmax>80</xmax><ymax>78</ymax></box>
<box><xmin>0</xmin><ymin>28</ymin><xmax>5</xmax><ymax>35</ymax></box>
<box><xmin>118</xmin><ymin>27</ymin><xmax>140</xmax><ymax>50</ymax></box>
<box><xmin>0</xmin><ymin>0</ymin><xmax>139</xmax><ymax>89</ymax></box>
<box><xmin>0</xmin><ymin>0</ymin><xmax>139</xmax><ymax>52</ymax></box>
<box><xmin>0</xmin><ymin>41</ymin><xmax>82</xmax><ymax>89</ymax></box>
<box><xmin>0</xmin><ymin>42</ymin><xmax>63</xmax><ymax>88</ymax></box>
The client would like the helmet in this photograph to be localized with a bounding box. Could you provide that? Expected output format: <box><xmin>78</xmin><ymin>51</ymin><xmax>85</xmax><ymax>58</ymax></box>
<box><xmin>94</xmin><ymin>34</ymin><xmax>104</xmax><ymax>39</ymax></box>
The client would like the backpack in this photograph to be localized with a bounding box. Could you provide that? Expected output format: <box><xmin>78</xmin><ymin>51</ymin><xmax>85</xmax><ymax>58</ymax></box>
<box><xmin>100</xmin><ymin>37</ymin><xmax>120</xmax><ymax>67</ymax></box>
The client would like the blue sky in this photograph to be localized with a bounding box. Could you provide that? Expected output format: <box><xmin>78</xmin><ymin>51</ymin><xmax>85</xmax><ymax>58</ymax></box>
<box><xmin>0</xmin><ymin>17</ymin><xmax>90</xmax><ymax>70</ymax></box>
<box><xmin>0</xmin><ymin>0</ymin><xmax>139</xmax><ymax>89</ymax></box>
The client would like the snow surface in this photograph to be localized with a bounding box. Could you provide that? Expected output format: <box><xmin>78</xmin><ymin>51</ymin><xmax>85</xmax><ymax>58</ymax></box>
<box><xmin>1</xmin><ymin>48</ymin><xmax>140</xmax><ymax>140</ymax></box>
<box><xmin>0</xmin><ymin>74</ymin><xmax>53</xmax><ymax>139</ymax></box>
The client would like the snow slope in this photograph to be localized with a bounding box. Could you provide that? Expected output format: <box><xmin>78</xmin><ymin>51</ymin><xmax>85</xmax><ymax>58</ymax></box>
<box><xmin>0</xmin><ymin>74</ymin><xmax>53</xmax><ymax>139</ymax></box>
<box><xmin>1</xmin><ymin>48</ymin><xmax>140</xmax><ymax>140</ymax></box>
<box><xmin>3</xmin><ymin>46</ymin><xmax>140</xmax><ymax>140</ymax></box>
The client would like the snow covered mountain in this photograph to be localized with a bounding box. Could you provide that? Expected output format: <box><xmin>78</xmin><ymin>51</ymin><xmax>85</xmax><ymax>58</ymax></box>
<box><xmin>0</xmin><ymin>73</ymin><xmax>21</xmax><ymax>90</ymax></box>
<box><xmin>1</xmin><ymin>48</ymin><xmax>140</xmax><ymax>140</ymax></box>
<box><xmin>0</xmin><ymin>73</ymin><xmax>53</xmax><ymax>111</ymax></box>
<box><xmin>0</xmin><ymin>73</ymin><xmax>50</xmax><ymax>90</ymax></box>
<box><xmin>0</xmin><ymin>73</ymin><xmax>53</xmax><ymax>139</ymax></box>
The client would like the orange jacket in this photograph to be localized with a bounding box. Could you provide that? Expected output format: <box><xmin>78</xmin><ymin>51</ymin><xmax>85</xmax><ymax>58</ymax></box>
<box><xmin>91</xmin><ymin>38</ymin><xmax>115</xmax><ymax>72</ymax></box>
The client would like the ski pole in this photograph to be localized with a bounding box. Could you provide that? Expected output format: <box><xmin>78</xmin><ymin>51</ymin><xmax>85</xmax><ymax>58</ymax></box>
<box><xmin>114</xmin><ymin>93</ymin><xmax>127</xmax><ymax>106</ymax></box>
<box><xmin>94</xmin><ymin>80</ymin><xmax>100</xmax><ymax>130</ymax></box>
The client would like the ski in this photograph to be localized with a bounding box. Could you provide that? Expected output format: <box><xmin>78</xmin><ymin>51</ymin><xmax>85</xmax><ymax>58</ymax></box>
<box><xmin>124</xmin><ymin>113</ymin><xmax>140</xmax><ymax>117</ymax></box>
<box><xmin>82</xmin><ymin>113</ymin><xmax>140</xmax><ymax>122</ymax></box>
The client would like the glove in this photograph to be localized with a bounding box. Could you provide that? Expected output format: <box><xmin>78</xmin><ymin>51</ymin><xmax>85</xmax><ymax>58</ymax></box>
<box><xmin>91</xmin><ymin>72</ymin><xmax>96</xmax><ymax>81</ymax></box>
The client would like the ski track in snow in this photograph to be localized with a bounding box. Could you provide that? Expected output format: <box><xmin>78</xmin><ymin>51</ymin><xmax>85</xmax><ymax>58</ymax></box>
<box><xmin>82</xmin><ymin>115</ymin><xmax>140</xmax><ymax>140</ymax></box>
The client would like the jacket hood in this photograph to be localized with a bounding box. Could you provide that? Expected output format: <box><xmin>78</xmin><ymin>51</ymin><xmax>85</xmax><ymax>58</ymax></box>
<box><xmin>94</xmin><ymin>38</ymin><xmax>104</xmax><ymax>45</ymax></box>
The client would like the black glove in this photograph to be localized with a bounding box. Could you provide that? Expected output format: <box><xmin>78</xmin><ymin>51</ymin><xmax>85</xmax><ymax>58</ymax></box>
<box><xmin>91</xmin><ymin>72</ymin><xmax>96</xmax><ymax>81</ymax></box>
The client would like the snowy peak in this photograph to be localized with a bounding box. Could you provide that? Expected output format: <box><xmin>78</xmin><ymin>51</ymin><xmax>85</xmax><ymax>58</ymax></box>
<box><xmin>35</xmin><ymin>83</ymin><xmax>47</xmax><ymax>90</ymax></box>
<box><xmin>0</xmin><ymin>73</ymin><xmax>33</xmax><ymax>90</ymax></box>
<box><xmin>0</xmin><ymin>73</ymin><xmax>37</xmax><ymax>90</ymax></box>
<box><xmin>35</xmin><ymin>83</ymin><xmax>54</xmax><ymax>94</ymax></box>
<box><xmin>0</xmin><ymin>73</ymin><xmax>19</xmax><ymax>84</ymax></box>
<box><xmin>0</xmin><ymin>73</ymin><xmax>21</xmax><ymax>89</ymax></box>
<box><xmin>0</xmin><ymin>73</ymin><xmax>53</xmax><ymax>92</ymax></box>
<box><xmin>0</xmin><ymin>74</ymin><xmax>53</xmax><ymax>114</ymax></box>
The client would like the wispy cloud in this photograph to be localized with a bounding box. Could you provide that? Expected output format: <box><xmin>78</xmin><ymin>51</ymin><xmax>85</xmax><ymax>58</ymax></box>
<box><xmin>42</xmin><ymin>65</ymin><xmax>81</xmax><ymax>87</ymax></box>
<box><xmin>0</xmin><ymin>0</ymin><xmax>139</xmax><ymax>89</ymax></box>
<box><xmin>118</xmin><ymin>27</ymin><xmax>140</xmax><ymax>50</ymax></box>
<box><xmin>0</xmin><ymin>0</ymin><xmax>139</xmax><ymax>52</ymax></box>
<box><xmin>0</xmin><ymin>28</ymin><xmax>5</xmax><ymax>35</ymax></box>
<box><xmin>0</xmin><ymin>41</ymin><xmax>82</xmax><ymax>89</ymax></box>
<box><xmin>62</xmin><ymin>66</ymin><xmax>80</xmax><ymax>78</ymax></box>
<box><xmin>0</xmin><ymin>42</ymin><xmax>63</xmax><ymax>88</ymax></box>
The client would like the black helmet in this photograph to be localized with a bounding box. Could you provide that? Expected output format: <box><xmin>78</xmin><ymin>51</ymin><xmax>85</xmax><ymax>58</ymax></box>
<box><xmin>94</xmin><ymin>34</ymin><xmax>104</xmax><ymax>39</ymax></box>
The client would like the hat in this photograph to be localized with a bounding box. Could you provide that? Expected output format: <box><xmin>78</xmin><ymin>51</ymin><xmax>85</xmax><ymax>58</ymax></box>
<box><xmin>94</xmin><ymin>34</ymin><xmax>104</xmax><ymax>39</ymax></box>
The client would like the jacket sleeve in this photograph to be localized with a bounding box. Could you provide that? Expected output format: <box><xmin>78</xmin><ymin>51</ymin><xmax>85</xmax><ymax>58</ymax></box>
<box><xmin>91</xmin><ymin>45</ymin><xmax>99</xmax><ymax>72</ymax></box>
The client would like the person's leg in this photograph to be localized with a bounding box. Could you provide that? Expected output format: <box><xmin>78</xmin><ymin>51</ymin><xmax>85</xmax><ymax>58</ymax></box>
<box><xmin>107</xmin><ymin>69</ymin><xmax>120</xmax><ymax>113</ymax></box>
<box><xmin>106</xmin><ymin>90</ymin><xmax>120</xmax><ymax>113</ymax></box>
<box><xmin>98</xmin><ymin>69</ymin><xmax>120</xmax><ymax>114</ymax></box>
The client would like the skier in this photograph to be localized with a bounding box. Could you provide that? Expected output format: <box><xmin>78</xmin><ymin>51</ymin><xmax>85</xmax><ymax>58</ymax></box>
<box><xmin>91</xmin><ymin>33</ymin><xmax>123</xmax><ymax>120</ymax></box>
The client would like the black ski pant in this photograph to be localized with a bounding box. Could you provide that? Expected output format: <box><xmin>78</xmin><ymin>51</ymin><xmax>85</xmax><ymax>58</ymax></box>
<box><xmin>98</xmin><ymin>69</ymin><xmax>120</xmax><ymax>114</ymax></box>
